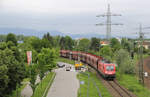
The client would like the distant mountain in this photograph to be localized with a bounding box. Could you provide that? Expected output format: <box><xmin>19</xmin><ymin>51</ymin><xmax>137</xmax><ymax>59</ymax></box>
<box><xmin>0</xmin><ymin>27</ymin><xmax>106</xmax><ymax>38</ymax></box>
<box><xmin>67</xmin><ymin>33</ymin><xmax>106</xmax><ymax>39</ymax></box>
<box><xmin>0</xmin><ymin>27</ymin><xmax>137</xmax><ymax>39</ymax></box>
<box><xmin>0</xmin><ymin>27</ymin><xmax>64</xmax><ymax>38</ymax></box>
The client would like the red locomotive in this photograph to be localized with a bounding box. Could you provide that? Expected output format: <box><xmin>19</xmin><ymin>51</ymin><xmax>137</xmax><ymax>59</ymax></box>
<box><xmin>60</xmin><ymin>50</ymin><xmax>116</xmax><ymax>79</ymax></box>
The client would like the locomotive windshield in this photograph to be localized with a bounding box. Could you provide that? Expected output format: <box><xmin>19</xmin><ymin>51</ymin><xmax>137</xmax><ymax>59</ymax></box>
<box><xmin>106</xmin><ymin>65</ymin><xmax>114</xmax><ymax>71</ymax></box>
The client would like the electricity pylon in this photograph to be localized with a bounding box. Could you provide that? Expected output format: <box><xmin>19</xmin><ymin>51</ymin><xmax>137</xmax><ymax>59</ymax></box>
<box><xmin>96</xmin><ymin>4</ymin><xmax>123</xmax><ymax>41</ymax></box>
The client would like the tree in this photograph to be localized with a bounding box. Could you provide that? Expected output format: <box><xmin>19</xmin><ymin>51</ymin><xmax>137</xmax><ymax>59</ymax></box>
<box><xmin>16</xmin><ymin>35</ymin><xmax>26</xmax><ymax>41</ymax></box>
<box><xmin>43</xmin><ymin>32</ymin><xmax>54</xmax><ymax>47</ymax></box>
<box><xmin>37</xmin><ymin>48</ymin><xmax>57</xmax><ymax>89</ymax></box>
<box><xmin>53</xmin><ymin>35</ymin><xmax>61</xmax><ymax>48</ymax></box>
<box><xmin>0</xmin><ymin>34</ymin><xmax>6</xmax><ymax>42</ymax></box>
<box><xmin>100</xmin><ymin>45</ymin><xmax>113</xmax><ymax>61</ymax></box>
<box><xmin>24</xmin><ymin>36</ymin><xmax>42</xmax><ymax>53</ymax></box>
<box><xmin>0</xmin><ymin>48</ymin><xmax>25</xmax><ymax>96</ymax></box>
<box><xmin>0</xmin><ymin>42</ymin><xmax>7</xmax><ymax>50</ymax></box>
<box><xmin>0</xmin><ymin>51</ymin><xmax>9</xmax><ymax>97</ymax></box>
<box><xmin>64</xmin><ymin>36</ymin><xmax>74</xmax><ymax>50</ymax></box>
<box><xmin>90</xmin><ymin>37</ymin><xmax>100</xmax><ymax>51</ymax></box>
<box><xmin>77</xmin><ymin>38</ymin><xmax>90</xmax><ymax>52</ymax></box>
<box><xmin>18</xmin><ymin>41</ymin><xmax>38</xmax><ymax>64</ymax></box>
<box><xmin>29</xmin><ymin>64</ymin><xmax>38</xmax><ymax>97</ymax></box>
<box><xmin>121</xmin><ymin>38</ymin><xmax>133</xmax><ymax>52</ymax></box>
<box><xmin>38</xmin><ymin>48</ymin><xmax>57</xmax><ymax>72</ymax></box>
<box><xmin>59</xmin><ymin>37</ymin><xmax>66</xmax><ymax>49</ymax></box>
<box><xmin>59</xmin><ymin>36</ymin><xmax>74</xmax><ymax>50</ymax></box>
<box><xmin>6</xmin><ymin>33</ymin><xmax>17</xmax><ymax>46</ymax></box>
<box><xmin>115</xmin><ymin>49</ymin><xmax>135</xmax><ymax>75</ymax></box>
<box><xmin>41</xmin><ymin>38</ymin><xmax>52</xmax><ymax>49</ymax></box>
<box><xmin>110</xmin><ymin>38</ymin><xmax>121</xmax><ymax>52</ymax></box>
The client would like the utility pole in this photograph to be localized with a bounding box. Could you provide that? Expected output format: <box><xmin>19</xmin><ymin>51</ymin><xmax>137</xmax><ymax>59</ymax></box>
<box><xmin>138</xmin><ymin>24</ymin><xmax>144</xmax><ymax>86</ymax></box>
<box><xmin>137</xmin><ymin>23</ymin><xmax>150</xmax><ymax>86</ymax></box>
<box><xmin>96</xmin><ymin>4</ymin><xmax>123</xmax><ymax>41</ymax></box>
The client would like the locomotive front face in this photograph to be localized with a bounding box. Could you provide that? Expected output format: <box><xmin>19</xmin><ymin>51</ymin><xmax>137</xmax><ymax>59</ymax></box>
<box><xmin>104</xmin><ymin>64</ymin><xmax>116</xmax><ymax>78</ymax></box>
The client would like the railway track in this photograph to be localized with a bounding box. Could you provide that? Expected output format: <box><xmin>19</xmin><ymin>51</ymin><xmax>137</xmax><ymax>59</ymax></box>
<box><xmin>107</xmin><ymin>80</ymin><xmax>133</xmax><ymax>97</ymax></box>
<box><xmin>88</xmin><ymin>67</ymin><xmax>136</xmax><ymax>97</ymax></box>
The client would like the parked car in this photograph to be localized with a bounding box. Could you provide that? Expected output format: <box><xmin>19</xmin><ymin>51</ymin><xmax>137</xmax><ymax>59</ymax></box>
<box><xmin>66</xmin><ymin>66</ymin><xmax>71</xmax><ymax>71</ymax></box>
<box><xmin>57</xmin><ymin>62</ymin><xmax>65</xmax><ymax>68</ymax></box>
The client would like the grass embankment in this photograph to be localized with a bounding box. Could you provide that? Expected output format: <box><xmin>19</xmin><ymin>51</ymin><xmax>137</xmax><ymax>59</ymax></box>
<box><xmin>33</xmin><ymin>72</ymin><xmax>55</xmax><ymax>97</ymax></box>
<box><xmin>57</xmin><ymin>57</ymin><xmax>75</xmax><ymax>64</ymax></box>
<box><xmin>116</xmin><ymin>72</ymin><xmax>150</xmax><ymax>97</ymax></box>
<box><xmin>77</xmin><ymin>71</ymin><xmax>112</xmax><ymax>97</ymax></box>
<box><xmin>10</xmin><ymin>78</ymin><xmax>30</xmax><ymax>97</ymax></box>
<box><xmin>116</xmin><ymin>54</ymin><xmax>150</xmax><ymax>97</ymax></box>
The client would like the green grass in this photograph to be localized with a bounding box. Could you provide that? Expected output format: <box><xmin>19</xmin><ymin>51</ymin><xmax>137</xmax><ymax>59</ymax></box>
<box><xmin>133</xmin><ymin>53</ymin><xmax>149</xmax><ymax>63</ymax></box>
<box><xmin>9</xmin><ymin>78</ymin><xmax>30</xmax><ymax>97</ymax></box>
<box><xmin>116</xmin><ymin>72</ymin><xmax>150</xmax><ymax>97</ymax></box>
<box><xmin>77</xmin><ymin>71</ymin><xmax>112</xmax><ymax>97</ymax></box>
<box><xmin>57</xmin><ymin>57</ymin><xmax>75</xmax><ymax>64</ymax></box>
<box><xmin>32</xmin><ymin>72</ymin><xmax>55</xmax><ymax>97</ymax></box>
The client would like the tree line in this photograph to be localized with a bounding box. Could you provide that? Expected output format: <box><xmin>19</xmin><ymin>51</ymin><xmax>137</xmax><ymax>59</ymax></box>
<box><xmin>0</xmin><ymin>32</ymin><xmax>149</xmax><ymax>96</ymax></box>
<box><xmin>0</xmin><ymin>33</ymin><xmax>58</xmax><ymax>97</ymax></box>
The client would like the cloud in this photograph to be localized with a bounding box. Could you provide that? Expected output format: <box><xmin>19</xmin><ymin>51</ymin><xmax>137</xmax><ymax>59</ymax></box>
<box><xmin>2</xmin><ymin>0</ymin><xmax>105</xmax><ymax>14</ymax></box>
<box><xmin>2</xmin><ymin>0</ymin><xmax>150</xmax><ymax>14</ymax></box>
<box><xmin>0</xmin><ymin>0</ymin><xmax>150</xmax><ymax>37</ymax></box>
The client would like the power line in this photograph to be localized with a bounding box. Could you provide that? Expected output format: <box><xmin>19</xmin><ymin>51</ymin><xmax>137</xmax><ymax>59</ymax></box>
<box><xmin>96</xmin><ymin>4</ymin><xmax>123</xmax><ymax>41</ymax></box>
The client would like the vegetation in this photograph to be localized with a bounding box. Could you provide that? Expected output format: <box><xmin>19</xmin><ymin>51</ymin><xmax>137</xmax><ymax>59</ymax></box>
<box><xmin>59</xmin><ymin>36</ymin><xmax>74</xmax><ymax>50</ymax></box>
<box><xmin>6</xmin><ymin>33</ymin><xmax>18</xmax><ymax>46</ymax></box>
<box><xmin>99</xmin><ymin>45</ymin><xmax>113</xmax><ymax>61</ymax></box>
<box><xmin>115</xmin><ymin>49</ymin><xmax>135</xmax><ymax>75</ymax></box>
<box><xmin>89</xmin><ymin>37</ymin><xmax>100</xmax><ymax>51</ymax></box>
<box><xmin>77</xmin><ymin>71</ymin><xmax>112</xmax><ymax>97</ymax></box>
<box><xmin>0</xmin><ymin>38</ymin><xmax>26</xmax><ymax>97</ymax></box>
<box><xmin>1</xmin><ymin>31</ymin><xmax>150</xmax><ymax>97</ymax></box>
<box><xmin>116</xmin><ymin>72</ymin><xmax>150</xmax><ymax>97</ymax></box>
<box><xmin>0</xmin><ymin>33</ymin><xmax>58</xmax><ymax>97</ymax></box>
<box><xmin>76</xmin><ymin>38</ymin><xmax>90</xmax><ymax>51</ymax></box>
<box><xmin>9</xmin><ymin>78</ymin><xmax>30</xmax><ymax>97</ymax></box>
<box><xmin>29</xmin><ymin>64</ymin><xmax>39</xmax><ymax>97</ymax></box>
<box><xmin>33</xmin><ymin>72</ymin><xmax>55</xmax><ymax>97</ymax></box>
<box><xmin>57</xmin><ymin>57</ymin><xmax>75</xmax><ymax>65</ymax></box>
<box><xmin>110</xmin><ymin>38</ymin><xmax>121</xmax><ymax>52</ymax></box>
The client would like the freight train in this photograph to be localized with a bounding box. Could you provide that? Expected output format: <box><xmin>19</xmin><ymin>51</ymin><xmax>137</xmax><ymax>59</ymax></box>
<box><xmin>60</xmin><ymin>50</ymin><xmax>116</xmax><ymax>79</ymax></box>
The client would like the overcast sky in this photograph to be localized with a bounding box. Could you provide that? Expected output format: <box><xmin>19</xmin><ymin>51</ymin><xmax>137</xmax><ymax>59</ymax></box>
<box><xmin>0</xmin><ymin>0</ymin><xmax>150</xmax><ymax>37</ymax></box>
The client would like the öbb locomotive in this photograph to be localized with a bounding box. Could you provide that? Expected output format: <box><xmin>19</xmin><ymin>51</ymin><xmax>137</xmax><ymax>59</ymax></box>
<box><xmin>60</xmin><ymin>50</ymin><xmax>116</xmax><ymax>79</ymax></box>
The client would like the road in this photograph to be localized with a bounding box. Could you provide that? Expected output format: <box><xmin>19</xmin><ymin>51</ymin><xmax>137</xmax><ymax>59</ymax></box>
<box><xmin>46</xmin><ymin>62</ymin><xmax>79</xmax><ymax>97</ymax></box>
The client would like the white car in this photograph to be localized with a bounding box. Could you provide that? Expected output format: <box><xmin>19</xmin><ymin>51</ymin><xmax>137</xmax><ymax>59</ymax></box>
<box><xmin>66</xmin><ymin>66</ymin><xmax>71</xmax><ymax>71</ymax></box>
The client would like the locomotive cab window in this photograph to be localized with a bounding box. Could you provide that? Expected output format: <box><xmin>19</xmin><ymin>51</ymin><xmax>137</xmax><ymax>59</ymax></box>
<box><xmin>106</xmin><ymin>66</ymin><xmax>114</xmax><ymax>71</ymax></box>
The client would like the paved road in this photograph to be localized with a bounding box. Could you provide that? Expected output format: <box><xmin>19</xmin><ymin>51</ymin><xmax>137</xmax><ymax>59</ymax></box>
<box><xmin>46</xmin><ymin>63</ymin><xmax>79</xmax><ymax>97</ymax></box>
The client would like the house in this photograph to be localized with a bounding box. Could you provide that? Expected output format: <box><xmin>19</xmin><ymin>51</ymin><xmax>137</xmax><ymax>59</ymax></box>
<box><xmin>100</xmin><ymin>41</ymin><xmax>109</xmax><ymax>46</ymax></box>
<box><xmin>142</xmin><ymin>41</ymin><xmax>150</xmax><ymax>49</ymax></box>
<box><xmin>136</xmin><ymin>41</ymin><xmax>150</xmax><ymax>49</ymax></box>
